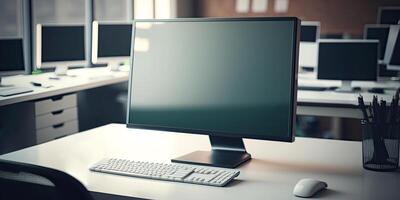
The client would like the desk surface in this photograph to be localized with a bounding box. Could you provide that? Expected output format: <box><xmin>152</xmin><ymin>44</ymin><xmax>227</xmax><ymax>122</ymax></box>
<box><xmin>1</xmin><ymin>124</ymin><xmax>399</xmax><ymax>200</ymax></box>
<box><xmin>0</xmin><ymin>67</ymin><xmax>129</xmax><ymax>107</ymax></box>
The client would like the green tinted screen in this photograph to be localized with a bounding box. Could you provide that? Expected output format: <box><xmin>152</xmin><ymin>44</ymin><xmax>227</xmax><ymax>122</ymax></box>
<box><xmin>128</xmin><ymin>19</ymin><xmax>297</xmax><ymax>140</ymax></box>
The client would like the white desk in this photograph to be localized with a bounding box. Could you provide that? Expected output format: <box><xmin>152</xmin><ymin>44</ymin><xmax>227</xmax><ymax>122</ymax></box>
<box><xmin>0</xmin><ymin>67</ymin><xmax>129</xmax><ymax>107</ymax></box>
<box><xmin>1</xmin><ymin>123</ymin><xmax>399</xmax><ymax>200</ymax></box>
<box><xmin>297</xmin><ymin>73</ymin><xmax>400</xmax><ymax>118</ymax></box>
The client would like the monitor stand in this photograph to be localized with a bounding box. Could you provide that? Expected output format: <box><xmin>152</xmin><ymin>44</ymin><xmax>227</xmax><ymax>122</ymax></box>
<box><xmin>171</xmin><ymin>135</ymin><xmax>251</xmax><ymax>168</ymax></box>
<box><xmin>107</xmin><ymin>61</ymin><xmax>122</xmax><ymax>71</ymax></box>
<box><xmin>54</xmin><ymin>65</ymin><xmax>69</xmax><ymax>76</ymax></box>
<box><xmin>335</xmin><ymin>80</ymin><xmax>353</xmax><ymax>93</ymax></box>
<box><xmin>0</xmin><ymin>77</ymin><xmax>13</xmax><ymax>87</ymax></box>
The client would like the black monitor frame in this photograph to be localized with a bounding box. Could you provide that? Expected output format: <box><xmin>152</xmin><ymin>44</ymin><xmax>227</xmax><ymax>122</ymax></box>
<box><xmin>126</xmin><ymin>17</ymin><xmax>300</xmax><ymax>168</ymax></box>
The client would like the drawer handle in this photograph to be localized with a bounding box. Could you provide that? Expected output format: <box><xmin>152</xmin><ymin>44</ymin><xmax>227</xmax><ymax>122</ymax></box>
<box><xmin>51</xmin><ymin>110</ymin><xmax>64</xmax><ymax>115</ymax></box>
<box><xmin>51</xmin><ymin>95</ymin><xmax>64</xmax><ymax>101</ymax></box>
<box><xmin>52</xmin><ymin>123</ymin><xmax>64</xmax><ymax>129</ymax></box>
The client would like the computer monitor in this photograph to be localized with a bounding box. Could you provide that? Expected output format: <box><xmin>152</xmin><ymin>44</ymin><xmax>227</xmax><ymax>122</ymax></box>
<box><xmin>300</xmin><ymin>21</ymin><xmax>320</xmax><ymax>42</ymax></box>
<box><xmin>317</xmin><ymin>39</ymin><xmax>378</xmax><ymax>92</ymax></box>
<box><xmin>364</xmin><ymin>24</ymin><xmax>398</xmax><ymax>78</ymax></box>
<box><xmin>299</xmin><ymin>21</ymin><xmax>320</xmax><ymax>69</ymax></box>
<box><xmin>385</xmin><ymin>25</ymin><xmax>400</xmax><ymax>71</ymax></box>
<box><xmin>0</xmin><ymin>38</ymin><xmax>25</xmax><ymax>87</ymax></box>
<box><xmin>92</xmin><ymin>21</ymin><xmax>133</xmax><ymax>71</ymax></box>
<box><xmin>127</xmin><ymin>18</ymin><xmax>300</xmax><ymax>168</ymax></box>
<box><xmin>36</xmin><ymin>24</ymin><xmax>86</xmax><ymax>76</ymax></box>
<box><xmin>378</xmin><ymin>7</ymin><xmax>400</xmax><ymax>25</ymax></box>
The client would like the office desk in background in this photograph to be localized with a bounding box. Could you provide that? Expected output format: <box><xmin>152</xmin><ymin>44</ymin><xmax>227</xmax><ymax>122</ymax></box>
<box><xmin>0</xmin><ymin>67</ymin><xmax>129</xmax><ymax>154</ymax></box>
<box><xmin>297</xmin><ymin>73</ymin><xmax>400</xmax><ymax>118</ymax></box>
<box><xmin>0</xmin><ymin>67</ymin><xmax>129</xmax><ymax>107</ymax></box>
<box><xmin>1</xmin><ymin>123</ymin><xmax>399</xmax><ymax>200</ymax></box>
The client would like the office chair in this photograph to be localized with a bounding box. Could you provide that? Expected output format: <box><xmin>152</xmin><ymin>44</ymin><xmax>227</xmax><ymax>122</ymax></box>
<box><xmin>0</xmin><ymin>159</ymin><xmax>94</xmax><ymax>200</ymax></box>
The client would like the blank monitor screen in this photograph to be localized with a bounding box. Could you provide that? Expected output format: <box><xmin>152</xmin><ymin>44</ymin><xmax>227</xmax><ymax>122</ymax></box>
<box><xmin>300</xmin><ymin>25</ymin><xmax>317</xmax><ymax>42</ymax></box>
<box><xmin>41</xmin><ymin>26</ymin><xmax>85</xmax><ymax>62</ymax></box>
<box><xmin>379</xmin><ymin>8</ymin><xmax>400</xmax><ymax>25</ymax></box>
<box><xmin>0</xmin><ymin>39</ymin><xmax>24</xmax><ymax>72</ymax></box>
<box><xmin>98</xmin><ymin>24</ymin><xmax>132</xmax><ymax>57</ymax></box>
<box><xmin>365</xmin><ymin>26</ymin><xmax>390</xmax><ymax>60</ymax></box>
<box><xmin>318</xmin><ymin>41</ymin><xmax>378</xmax><ymax>81</ymax></box>
<box><xmin>128</xmin><ymin>18</ymin><xmax>298</xmax><ymax>141</ymax></box>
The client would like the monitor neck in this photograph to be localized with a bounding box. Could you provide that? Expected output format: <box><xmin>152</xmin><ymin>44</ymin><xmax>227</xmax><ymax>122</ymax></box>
<box><xmin>210</xmin><ymin>135</ymin><xmax>247</xmax><ymax>153</ymax></box>
<box><xmin>0</xmin><ymin>76</ymin><xmax>14</xmax><ymax>87</ymax></box>
<box><xmin>335</xmin><ymin>80</ymin><xmax>353</xmax><ymax>93</ymax></box>
<box><xmin>172</xmin><ymin>135</ymin><xmax>251</xmax><ymax>168</ymax></box>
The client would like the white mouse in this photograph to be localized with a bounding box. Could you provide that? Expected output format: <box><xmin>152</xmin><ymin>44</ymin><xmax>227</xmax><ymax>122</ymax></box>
<box><xmin>293</xmin><ymin>178</ymin><xmax>328</xmax><ymax>198</ymax></box>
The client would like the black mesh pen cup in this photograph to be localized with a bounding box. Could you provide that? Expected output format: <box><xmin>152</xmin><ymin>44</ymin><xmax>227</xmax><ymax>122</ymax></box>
<box><xmin>362</xmin><ymin>120</ymin><xmax>400</xmax><ymax>171</ymax></box>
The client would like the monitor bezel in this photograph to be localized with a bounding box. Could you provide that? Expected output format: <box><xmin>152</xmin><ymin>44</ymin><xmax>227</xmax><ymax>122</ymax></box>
<box><xmin>36</xmin><ymin>24</ymin><xmax>87</xmax><ymax>69</ymax></box>
<box><xmin>126</xmin><ymin>17</ymin><xmax>299</xmax><ymax>143</ymax></box>
<box><xmin>317</xmin><ymin>39</ymin><xmax>379</xmax><ymax>81</ymax></box>
<box><xmin>91</xmin><ymin>21</ymin><xmax>133</xmax><ymax>64</ymax></box>
<box><xmin>0</xmin><ymin>37</ymin><xmax>26</xmax><ymax>76</ymax></box>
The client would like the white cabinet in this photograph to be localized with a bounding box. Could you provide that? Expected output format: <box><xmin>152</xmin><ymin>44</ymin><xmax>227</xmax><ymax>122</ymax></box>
<box><xmin>34</xmin><ymin>93</ymin><xmax>79</xmax><ymax>143</ymax></box>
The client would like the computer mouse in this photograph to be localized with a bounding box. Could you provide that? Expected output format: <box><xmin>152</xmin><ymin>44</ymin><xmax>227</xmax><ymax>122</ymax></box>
<box><xmin>293</xmin><ymin>178</ymin><xmax>327</xmax><ymax>198</ymax></box>
<box><xmin>368</xmin><ymin>88</ymin><xmax>385</xmax><ymax>94</ymax></box>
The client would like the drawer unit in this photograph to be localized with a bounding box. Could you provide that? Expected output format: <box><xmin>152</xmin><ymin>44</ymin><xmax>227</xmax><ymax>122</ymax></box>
<box><xmin>35</xmin><ymin>93</ymin><xmax>77</xmax><ymax>115</ymax></box>
<box><xmin>36</xmin><ymin>120</ymin><xmax>78</xmax><ymax>144</ymax></box>
<box><xmin>34</xmin><ymin>93</ymin><xmax>79</xmax><ymax>144</ymax></box>
<box><xmin>35</xmin><ymin>107</ymin><xmax>78</xmax><ymax>130</ymax></box>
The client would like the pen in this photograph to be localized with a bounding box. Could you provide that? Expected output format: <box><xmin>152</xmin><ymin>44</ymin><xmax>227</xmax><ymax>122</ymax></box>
<box><xmin>30</xmin><ymin>81</ymin><xmax>42</xmax><ymax>87</ymax></box>
<box><xmin>358</xmin><ymin>95</ymin><xmax>370</xmax><ymax>123</ymax></box>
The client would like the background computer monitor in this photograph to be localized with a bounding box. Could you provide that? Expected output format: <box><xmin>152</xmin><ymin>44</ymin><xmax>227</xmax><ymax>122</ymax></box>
<box><xmin>317</xmin><ymin>39</ymin><xmax>378</xmax><ymax>92</ymax></box>
<box><xmin>0</xmin><ymin>38</ymin><xmax>25</xmax><ymax>86</ymax></box>
<box><xmin>92</xmin><ymin>21</ymin><xmax>133</xmax><ymax>71</ymax></box>
<box><xmin>364</xmin><ymin>24</ymin><xmax>398</xmax><ymax>78</ymax></box>
<box><xmin>300</xmin><ymin>21</ymin><xmax>320</xmax><ymax>42</ymax></box>
<box><xmin>128</xmin><ymin>18</ymin><xmax>299</xmax><ymax>168</ymax></box>
<box><xmin>36</xmin><ymin>24</ymin><xmax>86</xmax><ymax>76</ymax></box>
<box><xmin>384</xmin><ymin>25</ymin><xmax>400</xmax><ymax>71</ymax></box>
<box><xmin>378</xmin><ymin>7</ymin><xmax>400</xmax><ymax>25</ymax></box>
<box><xmin>299</xmin><ymin>21</ymin><xmax>320</xmax><ymax>70</ymax></box>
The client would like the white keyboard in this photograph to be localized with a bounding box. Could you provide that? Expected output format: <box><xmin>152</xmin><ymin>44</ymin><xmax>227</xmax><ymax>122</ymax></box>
<box><xmin>90</xmin><ymin>158</ymin><xmax>240</xmax><ymax>187</ymax></box>
<box><xmin>0</xmin><ymin>87</ymin><xmax>33</xmax><ymax>97</ymax></box>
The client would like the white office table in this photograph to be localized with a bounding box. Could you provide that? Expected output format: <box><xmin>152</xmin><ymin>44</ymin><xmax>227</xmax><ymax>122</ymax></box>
<box><xmin>1</xmin><ymin>123</ymin><xmax>399</xmax><ymax>200</ymax></box>
<box><xmin>0</xmin><ymin>67</ymin><xmax>129</xmax><ymax>107</ymax></box>
<box><xmin>296</xmin><ymin>73</ymin><xmax>400</xmax><ymax>118</ymax></box>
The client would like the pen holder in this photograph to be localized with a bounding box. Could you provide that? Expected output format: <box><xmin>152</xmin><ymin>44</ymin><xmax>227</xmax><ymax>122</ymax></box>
<box><xmin>361</xmin><ymin>120</ymin><xmax>399</xmax><ymax>171</ymax></box>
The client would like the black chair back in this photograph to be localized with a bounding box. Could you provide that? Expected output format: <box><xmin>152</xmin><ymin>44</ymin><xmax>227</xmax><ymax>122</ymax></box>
<box><xmin>0</xmin><ymin>159</ymin><xmax>94</xmax><ymax>200</ymax></box>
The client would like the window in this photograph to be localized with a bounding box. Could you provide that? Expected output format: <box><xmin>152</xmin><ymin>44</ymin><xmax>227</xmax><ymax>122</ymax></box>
<box><xmin>0</xmin><ymin>0</ymin><xmax>23</xmax><ymax>37</ymax></box>
<box><xmin>94</xmin><ymin>0</ymin><xmax>132</xmax><ymax>21</ymax></box>
<box><xmin>134</xmin><ymin>0</ymin><xmax>176</xmax><ymax>19</ymax></box>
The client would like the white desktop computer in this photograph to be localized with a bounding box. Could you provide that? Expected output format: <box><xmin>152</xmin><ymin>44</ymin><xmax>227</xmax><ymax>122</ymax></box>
<box><xmin>317</xmin><ymin>39</ymin><xmax>379</xmax><ymax>92</ymax></box>
<box><xmin>91</xmin><ymin>21</ymin><xmax>133</xmax><ymax>71</ymax></box>
<box><xmin>36</xmin><ymin>24</ymin><xmax>86</xmax><ymax>76</ymax></box>
<box><xmin>299</xmin><ymin>21</ymin><xmax>320</xmax><ymax>71</ymax></box>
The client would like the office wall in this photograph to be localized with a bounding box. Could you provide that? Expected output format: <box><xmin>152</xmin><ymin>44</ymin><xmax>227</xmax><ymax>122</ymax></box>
<box><xmin>196</xmin><ymin>0</ymin><xmax>400</xmax><ymax>37</ymax></box>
